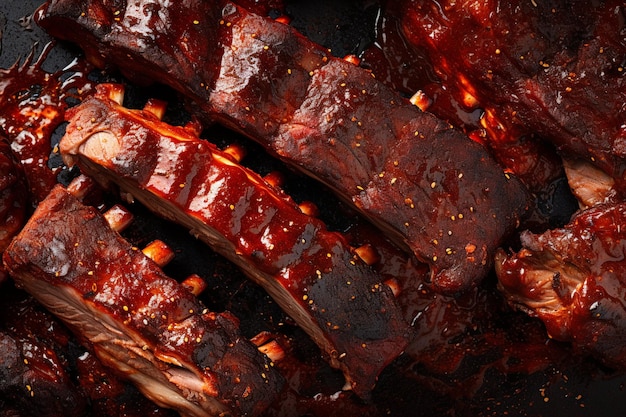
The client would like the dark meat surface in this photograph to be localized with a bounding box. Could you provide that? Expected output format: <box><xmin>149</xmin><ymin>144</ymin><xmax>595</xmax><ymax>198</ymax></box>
<box><xmin>59</xmin><ymin>83</ymin><xmax>411</xmax><ymax>398</ymax></box>
<box><xmin>382</xmin><ymin>0</ymin><xmax>626</xmax><ymax>195</ymax></box>
<box><xmin>0</xmin><ymin>288</ymin><xmax>173</xmax><ymax>417</ymax></box>
<box><xmin>0</xmin><ymin>288</ymin><xmax>87</xmax><ymax>417</ymax></box>
<box><xmin>496</xmin><ymin>202</ymin><xmax>626</xmax><ymax>370</ymax></box>
<box><xmin>3</xmin><ymin>184</ymin><xmax>285</xmax><ymax>417</ymax></box>
<box><xmin>35</xmin><ymin>0</ymin><xmax>529</xmax><ymax>294</ymax></box>
<box><xmin>0</xmin><ymin>139</ymin><xmax>28</xmax><ymax>284</ymax></box>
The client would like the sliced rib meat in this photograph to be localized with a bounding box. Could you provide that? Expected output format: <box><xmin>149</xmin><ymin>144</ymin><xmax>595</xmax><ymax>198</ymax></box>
<box><xmin>35</xmin><ymin>0</ymin><xmax>528</xmax><ymax>294</ymax></box>
<box><xmin>59</xmin><ymin>83</ymin><xmax>411</xmax><ymax>398</ymax></box>
<box><xmin>495</xmin><ymin>202</ymin><xmax>626</xmax><ymax>370</ymax></box>
<box><xmin>3</xmin><ymin>184</ymin><xmax>284</xmax><ymax>417</ymax></box>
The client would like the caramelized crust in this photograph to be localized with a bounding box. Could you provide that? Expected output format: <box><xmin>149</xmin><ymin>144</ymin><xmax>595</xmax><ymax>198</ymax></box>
<box><xmin>36</xmin><ymin>0</ymin><xmax>528</xmax><ymax>294</ymax></box>
<box><xmin>59</xmin><ymin>83</ymin><xmax>412</xmax><ymax>397</ymax></box>
<box><xmin>387</xmin><ymin>0</ymin><xmax>626</xmax><ymax>194</ymax></box>
<box><xmin>3</xmin><ymin>185</ymin><xmax>284</xmax><ymax>417</ymax></box>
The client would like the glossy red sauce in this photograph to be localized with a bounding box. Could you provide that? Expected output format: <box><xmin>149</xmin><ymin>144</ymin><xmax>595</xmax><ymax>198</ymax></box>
<box><xmin>0</xmin><ymin>43</ymin><xmax>93</xmax><ymax>204</ymax></box>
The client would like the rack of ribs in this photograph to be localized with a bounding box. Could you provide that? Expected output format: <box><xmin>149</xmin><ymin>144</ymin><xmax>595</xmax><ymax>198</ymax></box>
<box><xmin>3</xmin><ymin>183</ymin><xmax>285</xmax><ymax>417</ymax></box>
<box><xmin>495</xmin><ymin>202</ymin><xmax>626</xmax><ymax>370</ymax></box>
<box><xmin>382</xmin><ymin>0</ymin><xmax>626</xmax><ymax>198</ymax></box>
<box><xmin>58</xmin><ymin>83</ymin><xmax>412</xmax><ymax>398</ymax></box>
<box><xmin>35</xmin><ymin>0</ymin><xmax>528</xmax><ymax>294</ymax></box>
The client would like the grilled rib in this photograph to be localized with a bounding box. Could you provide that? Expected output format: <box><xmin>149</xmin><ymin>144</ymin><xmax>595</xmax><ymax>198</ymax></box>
<box><xmin>59</xmin><ymin>83</ymin><xmax>412</xmax><ymax>398</ymax></box>
<box><xmin>35</xmin><ymin>0</ymin><xmax>528</xmax><ymax>294</ymax></box>
<box><xmin>3</xmin><ymin>184</ymin><xmax>284</xmax><ymax>417</ymax></box>
<box><xmin>385</xmin><ymin>0</ymin><xmax>626</xmax><ymax>196</ymax></box>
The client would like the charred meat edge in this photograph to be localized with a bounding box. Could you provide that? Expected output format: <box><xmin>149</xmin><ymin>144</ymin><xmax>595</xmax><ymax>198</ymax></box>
<box><xmin>3</xmin><ymin>185</ymin><xmax>284</xmax><ymax>417</ymax></box>
<box><xmin>59</xmin><ymin>83</ymin><xmax>412</xmax><ymax>398</ymax></box>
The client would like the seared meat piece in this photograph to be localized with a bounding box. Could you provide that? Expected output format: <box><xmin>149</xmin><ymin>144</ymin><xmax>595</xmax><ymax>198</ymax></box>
<box><xmin>384</xmin><ymin>0</ymin><xmax>626</xmax><ymax>195</ymax></box>
<box><xmin>0</xmin><ymin>139</ymin><xmax>28</xmax><ymax>284</ymax></box>
<box><xmin>3</xmin><ymin>185</ymin><xmax>284</xmax><ymax>417</ymax></box>
<box><xmin>495</xmin><ymin>202</ymin><xmax>626</xmax><ymax>370</ymax></box>
<box><xmin>59</xmin><ymin>83</ymin><xmax>411</xmax><ymax>398</ymax></box>
<box><xmin>36</xmin><ymin>0</ymin><xmax>528</xmax><ymax>294</ymax></box>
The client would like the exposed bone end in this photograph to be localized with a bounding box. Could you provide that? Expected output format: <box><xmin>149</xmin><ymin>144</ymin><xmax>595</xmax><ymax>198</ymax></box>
<box><xmin>250</xmin><ymin>332</ymin><xmax>286</xmax><ymax>364</ymax></box>
<box><xmin>409</xmin><ymin>90</ymin><xmax>433</xmax><ymax>112</ymax></box>
<box><xmin>104</xmin><ymin>83</ymin><xmax>125</xmax><ymax>105</ymax></box>
<box><xmin>249</xmin><ymin>331</ymin><xmax>273</xmax><ymax>347</ymax></box>
<box><xmin>143</xmin><ymin>98</ymin><xmax>168</xmax><ymax>120</ymax></box>
<box><xmin>222</xmin><ymin>143</ymin><xmax>246</xmax><ymax>163</ymax></box>
<box><xmin>354</xmin><ymin>244</ymin><xmax>380</xmax><ymax>266</ymax></box>
<box><xmin>181</xmin><ymin>274</ymin><xmax>207</xmax><ymax>297</ymax></box>
<box><xmin>66</xmin><ymin>174</ymin><xmax>97</xmax><ymax>200</ymax></box>
<box><xmin>79</xmin><ymin>131</ymin><xmax>122</xmax><ymax>165</ymax></box>
<box><xmin>384</xmin><ymin>278</ymin><xmax>401</xmax><ymax>297</ymax></box>
<box><xmin>142</xmin><ymin>240</ymin><xmax>175</xmax><ymax>268</ymax></box>
<box><xmin>298</xmin><ymin>201</ymin><xmax>319</xmax><ymax>217</ymax></box>
<box><xmin>263</xmin><ymin>171</ymin><xmax>284</xmax><ymax>188</ymax></box>
<box><xmin>257</xmin><ymin>340</ymin><xmax>286</xmax><ymax>363</ymax></box>
<box><xmin>103</xmin><ymin>204</ymin><xmax>134</xmax><ymax>233</ymax></box>
<box><xmin>343</xmin><ymin>54</ymin><xmax>361</xmax><ymax>66</ymax></box>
